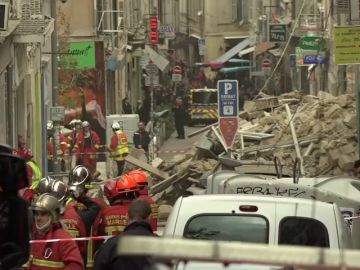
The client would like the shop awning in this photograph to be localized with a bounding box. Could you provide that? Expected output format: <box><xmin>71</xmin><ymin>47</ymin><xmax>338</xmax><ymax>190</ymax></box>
<box><xmin>219</xmin><ymin>66</ymin><xmax>250</xmax><ymax>74</ymax></box>
<box><xmin>238</xmin><ymin>46</ymin><xmax>255</xmax><ymax>57</ymax></box>
<box><xmin>215</xmin><ymin>36</ymin><xmax>256</xmax><ymax>63</ymax></box>
<box><xmin>255</xmin><ymin>41</ymin><xmax>276</xmax><ymax>56</ymax></box>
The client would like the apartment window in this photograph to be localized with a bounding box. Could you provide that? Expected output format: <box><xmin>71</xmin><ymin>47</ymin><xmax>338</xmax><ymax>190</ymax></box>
<box><xmin>232</xmin><ymin>0</ymin><xmax>243</xmax><ymax>23</ymax></box>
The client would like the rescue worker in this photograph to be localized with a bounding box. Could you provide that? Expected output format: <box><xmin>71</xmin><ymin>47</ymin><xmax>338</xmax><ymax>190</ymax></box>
<box><xmin>29</xmin><ymin>193</ymin><xmax>84</xmax><ymax>270</ymax></box>
<box><xmin>94</xmin><ymin>199</ymin><xmax>156</xmax><ymax>270</ymax></box>
<box><xmin>61</xmin><ymin>166</ymin><xmax>106</xmax><ymax>269</ymax></box>
<box><xmin>101</xmin><ymin>175</ymin><xmax>139</xmax><ymax>236</ymax></box>
<box><xmin>47</xmin><ymin>121</ymin><xmax>71</xmax><ymax>172</ymax></box>
<box><xmin>47</xmin><ymin>121</ymin><xmax>55</xmax><ymax>172</ymax></box>
<box><xmin>128</xmin><ymin>169</ymin><xmax>158</xmax><ymax>232</ymax></box>
<box><xmin>74</xmin><ymin>121</ymin><xmax>100</xmax><ymax>178</ymax></box>
<box><xmin>107</xmin><ymin>122</ymin><xmax>129</xmax><ymax>176</ymax></box>
<box><xmin>68</xmin><ymin>120</ymin><xmax>83</xmax><ymax>153</ymax></box>
<box><xmin>16</xmin><ymin>136</ymin><xmax>42</xmax><ymax>191</ymax></box>
<box><xmin>173</xmin><ymin>97</ymin><xmax>186</xmax><ymax>139</ymax></box>
<box><xmin>133</xmin><ymin>122</ymin><xmax>151</xmax><ymax>161</ymax></box>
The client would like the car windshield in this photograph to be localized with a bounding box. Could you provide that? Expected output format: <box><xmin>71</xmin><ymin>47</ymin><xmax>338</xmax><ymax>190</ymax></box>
<box><xmin>191</xmin><ymin>91</ymin><xmax>218</xmax><ymax>104</ymax></box>
<box><xmin>184</xmin><ymin>215</ymin><xmax>268</xmax><ymax>243</ymax></box>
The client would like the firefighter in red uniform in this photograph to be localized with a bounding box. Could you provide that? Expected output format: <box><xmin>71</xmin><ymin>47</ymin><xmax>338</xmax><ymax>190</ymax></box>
<box><xmin>128</xmin><ymin>169</ymin><xmax>158</xmax><ymax>232</ymax></box>
<box><xmin>74</xmin><ymin>121</ymin><xmax>100</xmax><ymax>178</ymax></box>
<box><xmin>61</xmin><ymin>166</ymin><xmax>106</xmax><ymax>269</ymax></box>
<box><xmin>29</xmin><ymin>193</ymin><xmax>84</xmax><ymax>270</ymax></box>
<box><xmin>101</xmin><ymin>175</ymin><xmax>139</xmax><ymax>236</ymax></box>
<box><xmin>68</xmin><ymin>120</ymin><xmax>82</xmax><ymax>167</ymax></box>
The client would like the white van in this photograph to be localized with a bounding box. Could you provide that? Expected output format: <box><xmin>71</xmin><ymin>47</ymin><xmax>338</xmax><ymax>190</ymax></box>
<box><xmin>164</xmin><ymin>194</ymin><xmax>352</xmax><ymax>249</ymax></box>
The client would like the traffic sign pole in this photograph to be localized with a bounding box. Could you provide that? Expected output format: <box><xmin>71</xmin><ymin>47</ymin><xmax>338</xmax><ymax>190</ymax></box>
<box><xmin>217</xmin><ymin>80</ymin><xmax>239</xmax><ymax>152</ymax></box>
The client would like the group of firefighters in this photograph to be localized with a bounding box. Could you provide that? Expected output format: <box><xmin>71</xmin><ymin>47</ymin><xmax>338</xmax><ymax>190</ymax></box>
<box><xmin>47</xmin><ymin>119</ymin><xmax>131</xmax><ymax>178</ymax></box>
<box><xmin>9</xmin><ymin>119</ymin><xmax>157</xmax><ymax>269</ymax></box>
<box><xmin>20</xmin><ymin>164</ymin><xmax>158</xmax><ymax>270</ymax></box>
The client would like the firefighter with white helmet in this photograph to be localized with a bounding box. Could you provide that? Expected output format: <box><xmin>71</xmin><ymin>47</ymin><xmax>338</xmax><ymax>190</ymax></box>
<box><xmin>62</xmin><ymin>165</ymin><xmax>107</xmax><ymax>267</ymax></box>
<box><xmin>29</xmin><ymin>193</ymin><xmax>84</xmax><ymax>269</ymax></box>
<box><xmin>74</xmin><ymin>121</ymin><xmax>101</xmax><ymax>177</ymax></box>
<box><xmin>107</xmin><ymin>122</ymin><xmax>129</xmax><ymax>176</ymax></box>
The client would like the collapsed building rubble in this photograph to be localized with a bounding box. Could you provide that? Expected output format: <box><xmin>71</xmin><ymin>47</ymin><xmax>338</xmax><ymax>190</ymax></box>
<box><xmin>129</xmin><ymin>91</ymin><xmax>358</xmax><ymax>217</ymax></box>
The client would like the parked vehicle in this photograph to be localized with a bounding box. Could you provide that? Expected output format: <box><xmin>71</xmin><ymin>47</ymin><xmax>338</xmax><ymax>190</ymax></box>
<box><xmin>187</xmin><ymin>88</ymin><xmax>218</xmax><ymax>126</ymax></box>
<box><xmin>164</xmin><ymin>194</ymin><xmax>352</xmax><ymax>249</ymax></box>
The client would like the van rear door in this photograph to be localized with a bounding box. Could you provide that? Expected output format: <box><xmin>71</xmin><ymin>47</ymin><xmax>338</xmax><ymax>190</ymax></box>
<box><xmin>175</xmin><ymin>196</ymin><xmax>277</xmax><ymax>245</ymax></box>
<box><xmin>274</xmin><ymin>199</ymin><xmax>337</xmax><ymax>248</ymax></box>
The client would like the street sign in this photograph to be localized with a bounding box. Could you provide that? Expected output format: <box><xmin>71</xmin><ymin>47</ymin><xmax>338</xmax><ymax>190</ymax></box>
<box><xmin>145</xmin><ymin>75</ymin><xmax>159</xmax><ymax>86</ymax></box>
<box><xmin>299</xmin><ymin>36</ymin><xmax>325</xmax><ymax>51</ymax></box>
<box><xmin>146</xmin><ymin>63</ymin><xmax>159</xmax><ymax>76</ymax></box>
<box><xmin>159</xmin><ymin>24</ymin><xmax>175</xmax><ymax>39</ymax></box>
<box><xmin>50</xmin><ymin>106</ymin><xmax>65</xmax><ymax>122</ymax></box>
<box><xmin>296</xmin><ymin>47</ymin><xmax>326</xmax><ymax>66</ymax></box>
<box><xmin>334</xmin><ymin>26</ymin><xmax>360</xmax><ymax>65</ymax></box>
<box><xmin>268</xmin><ymin>24</ymin><xmax>287</xmax><ymax>42</ymax></box>
<box><xmin>217</xmin><ymin>80</ymin><xmax>239</xmax><ymax>149</ymax></box>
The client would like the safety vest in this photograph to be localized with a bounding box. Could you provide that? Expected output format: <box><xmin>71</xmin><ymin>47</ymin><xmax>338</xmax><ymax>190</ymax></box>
<box><xmin>27</xmin><ymin>160</ymin><xmax>42</xmax><ymax>189</ymax></box>
<box><xmin>101</xmin><ymin>203</ymin><xmax>130</xmax><ymax>236</ymax></box>
<box><xmin>111</xmin><ymin>130</ymin><xmax>129</xmax><ymax>161</ymax></box>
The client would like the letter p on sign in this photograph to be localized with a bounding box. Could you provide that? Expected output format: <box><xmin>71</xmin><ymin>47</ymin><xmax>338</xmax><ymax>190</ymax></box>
<box><xmin>224</xmin><ymin>83</ymin><xmax>232</xmax><ymax>94</ymax></box>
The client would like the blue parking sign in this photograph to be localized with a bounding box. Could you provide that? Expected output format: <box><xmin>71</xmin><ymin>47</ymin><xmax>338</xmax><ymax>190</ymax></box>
<box><xmin>217</xmin><ymin>80</ymin><xmax>239</xmax><ymax>118</ymax></box>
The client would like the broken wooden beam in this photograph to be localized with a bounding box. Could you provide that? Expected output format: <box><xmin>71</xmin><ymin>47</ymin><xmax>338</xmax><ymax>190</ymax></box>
<box><xmin>125</xmin><ymin>155</ymin><xmax>169</xmax><ymax>181</ymax></box>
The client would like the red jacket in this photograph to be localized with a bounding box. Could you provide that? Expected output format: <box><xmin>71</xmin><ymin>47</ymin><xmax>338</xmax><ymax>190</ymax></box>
<box><xmin>138</xmin><ymin>190</ymin><xmax>158</xmax><ymax>232</ymax></box>
<box><xmin>75</xmin><ymin>131</ymin><xmax>100</xmax><ymax>159</ymax></box>
<box><xmin>62</xmin><ymin>197</ymin><xmax>106</xmax><ymax>269</ymax></box>
<box><xmin>47</xmin><ymin>135</ymin><xmax>70</xmax><ymax>159</ymax></box>
<box><xmin>30</xmin><ymin>223</ymin><xmax>83</xmax><ymax>270</ymax></box>
<box><xmin>100</xmin><ymin>201</ymin><xmax>131</xmax><ymax>236</ymax></box>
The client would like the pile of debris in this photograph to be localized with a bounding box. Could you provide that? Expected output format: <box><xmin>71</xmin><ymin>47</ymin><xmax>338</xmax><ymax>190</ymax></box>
<box><xmin>125</xmin><ymin>91</ymin><xmax>358</xmax><ymax>210</ymax></box>
<box><xmin>235</xmin><ymin>91</ymin><xmax>357</xmax><ymax>177</ymax></box>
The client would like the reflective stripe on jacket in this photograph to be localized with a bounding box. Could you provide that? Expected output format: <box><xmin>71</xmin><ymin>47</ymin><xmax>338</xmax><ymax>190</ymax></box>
<box><xmin>111</xmin><ymin>130</ymin><xmax>129</xmax><ymax>161</ymax></box>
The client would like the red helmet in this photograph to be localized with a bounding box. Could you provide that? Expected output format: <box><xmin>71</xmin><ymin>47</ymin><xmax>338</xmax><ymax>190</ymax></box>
<box><xmin>104</xmin><ymin>175</ymin><xmax>139</xmax><ymax>202</ymax></box>
<box><xmin>127</xmin><ymin>170</ymin><xmax>149</xmax><ymax>187</ymax></box>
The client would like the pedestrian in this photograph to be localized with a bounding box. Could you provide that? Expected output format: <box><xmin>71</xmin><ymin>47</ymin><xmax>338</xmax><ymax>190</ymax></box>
<box><xmin>74</xmin><ymin>121</ymin><xmax>100</xmax><ymax>178</ymax></box>
<box><xmin>93</xmin><ymin>199</ymin><xmax>156</xmax><ymax>270</ymax></box>
<box><xmin>62</xmin><ymin>166</ymin><xmax>107</xmax><ymax>268</ymax></box>
<box><xmin>122</xmin><ymin>97</ymin><xmax>132</xmax><ymax>114</ymax></box>
<box><xmin>29</xmin><ymin>193</ymin><xmax>84</xmax><ymax>270</ymax></box>
<box><xmin>173</xmin><ymin>97</ymin><xmax>186</xmax><ymax>139</ymax></box>
<box><xmin>101</xmin><ymin>175</ymin><xmax>139</xmax><ymax>236</ymax></box>
<box><xmin>128</xmin><ymin>169</ymin><xmax>158</xmax><ymax>232</ymax></box>
<box><xmin>133</xmin><ymin>122</ymin><xmax>151</xmax><ymax>160</ymax></box>
<box><xmin>107</xmin><ymin>122</ymin><xmax>129</xmax><ymax>176</ymax></box>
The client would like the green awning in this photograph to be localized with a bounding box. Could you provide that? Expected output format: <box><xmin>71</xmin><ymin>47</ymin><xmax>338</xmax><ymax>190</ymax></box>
<box><xmin>219</xmin><ymin>66</ymin><xmax>250</xmax><ymax>74</ymax></box>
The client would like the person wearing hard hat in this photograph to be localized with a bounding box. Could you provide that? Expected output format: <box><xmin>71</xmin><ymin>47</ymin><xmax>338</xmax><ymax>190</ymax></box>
<box><xmin>29</xmin><ymin>193</ymin><xmax>84</xmax><ymax>270</ymax></box>
<box><xmin>128</xmin><ymin>169</ymin><xmax>158</xmax><ymax>232</ymax></box>
<box><xmin>107</xmin><ymin>122</ymin><xmax>129</xmax><ymax>176</ymax></box>
<box><xmin>101</xmin><ymin>175</ymin><xmax>139</xmax><ymax>236</ymax></box>
<box><xmin>74</xmin><ymin>121</ymin><xmax>100</xmax><ymax>177</ymax></box>
<box><xmin>62</xmin><ymin>166</ymin><xmax>107</xmax><ymax>268</ymax></box>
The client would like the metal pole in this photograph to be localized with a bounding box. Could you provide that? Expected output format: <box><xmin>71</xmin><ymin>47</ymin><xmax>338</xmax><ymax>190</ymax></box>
<box><xmin>50</xmin><ymin>0</ymin><xmax>61</xmax><ymax>174</ymax></box>
<box><xmin>356</xmin><ymin>65</ymin><xmax>360</xmax><ymax>156</ymax></box>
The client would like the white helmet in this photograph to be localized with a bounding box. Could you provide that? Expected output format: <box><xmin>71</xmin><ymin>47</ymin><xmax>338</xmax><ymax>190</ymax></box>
<box><xmin>69</xmin><ymin>119</ymin><xmax>77</xmax><ymax>127</ymax></box>
<box><xmin>111</xmin><ymin>122</ymin><xmax>121</xmax><ymax>131</ymax></box>
<box><xmin>82</xmin><ymin>121</ymin><xmax>90</xmax><ymax>128</ymax></box>
<box><xmin>47</xmin><ymin>121</ymin><xmax>54</xmax><ymax>130</ymax></box>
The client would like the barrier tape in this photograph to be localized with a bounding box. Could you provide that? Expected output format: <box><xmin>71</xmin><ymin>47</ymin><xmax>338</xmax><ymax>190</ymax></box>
<box><xmin>30</xmin><ymin>231</ymin><xmax>161</xmax><ymax>243</ymax></box>
<box><xmin>30</xmin><ymin>235</ymin><xmax>112</xmax><ymax>244</ymax></box>
<box><xmin>344</xmin><ymin>216</ymin><xmax>360</xmax><ymax>220</ymax></box>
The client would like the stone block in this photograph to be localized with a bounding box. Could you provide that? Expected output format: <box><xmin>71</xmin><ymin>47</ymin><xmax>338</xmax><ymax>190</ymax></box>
<box><xmin>158</xmin><ymin>205</ymin><xmax>173</xmax><ymax>220</ymax></box>
<box><xmin>340</xmin><ymin>144</ymin><xmax>355</xmax><ymax>155</ymax></box>
<box><xmin>328</xmin><ymin>149</ymin><xmax>340</xmax><ymax>164</ymax></box>
<box><xmin>244</xmin><ymin>101</ymin><xmax>256</xmax><ymax>112</ymax></box>
<box><xmin>324</xmin><ymin>104</ymin><xmax>342</xmax><ymax>119</ymax></box>
<box><xmin>338</xmin><ymin>154</ymin><xmax>354</xmax><ymax>171</ymax></box>
<box><xmin>343</xmin><ymin>113</ymin><xmax>357</xmax><ymax>128</ymax></box>
<box><xmin>318</xmin><ymin>155</ymin><xmax>330</xmax><ymax>169</ymax></box>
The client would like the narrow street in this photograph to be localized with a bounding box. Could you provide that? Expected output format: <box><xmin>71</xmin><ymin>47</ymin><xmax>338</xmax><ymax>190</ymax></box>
<box><xmin>157</xmin><ymin>126</ymin><xmax>205</xmax><ymax>160</ymax></box>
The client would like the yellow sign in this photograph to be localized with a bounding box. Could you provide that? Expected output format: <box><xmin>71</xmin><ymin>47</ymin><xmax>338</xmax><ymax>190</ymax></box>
<box><xmin>334</xmin><ymin>26</ymin><xmax>360</xmax><ymax>65</ymax></box>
